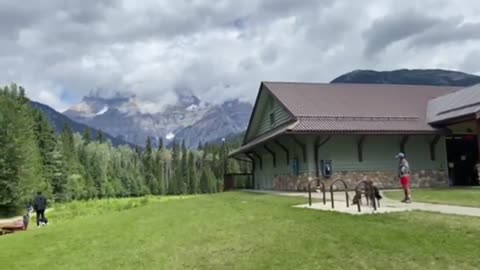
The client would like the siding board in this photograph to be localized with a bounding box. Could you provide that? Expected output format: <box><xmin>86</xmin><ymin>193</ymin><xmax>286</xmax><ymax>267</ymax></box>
<box><xmin>246</xmin><ymin>90</ymin><xmax>292</xmax><ymax>142</ymax></box>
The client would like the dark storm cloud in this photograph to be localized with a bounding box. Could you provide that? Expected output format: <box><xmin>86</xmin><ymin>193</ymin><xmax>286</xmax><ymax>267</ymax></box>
<box><xmin>408</xmin><ymin>18</ymin><xmax>480</xmax><ymax>48</ymax></box>
<box><xmin>363</xmin><ymin>10</ymin><xmax>440</xmax><ymax>57</ymax></box>
<box><xmin>0</xmin><ymin>0</ymin><xmax>479</xmax><ymax>111</ymax></box>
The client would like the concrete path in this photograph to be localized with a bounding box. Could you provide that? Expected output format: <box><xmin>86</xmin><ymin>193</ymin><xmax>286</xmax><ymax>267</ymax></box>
<box><xmin>0</xmin><ymin>208</ymin><xmax>53</xmax><ymax>226</ymax></box>
<box><xmin>247</xmin><ymin>190</ymin><xmax>480</xmax><ymax>217</ymax></box>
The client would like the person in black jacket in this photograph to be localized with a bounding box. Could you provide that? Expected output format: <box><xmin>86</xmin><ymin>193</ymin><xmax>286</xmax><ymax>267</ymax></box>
<box><xmin>33</xmin><ymin>191</ymin><xmax>48</xmax><ymax>226</ymax></box>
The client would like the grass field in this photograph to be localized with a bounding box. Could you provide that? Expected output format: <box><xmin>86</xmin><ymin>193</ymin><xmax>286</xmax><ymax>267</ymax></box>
<box><xmin>385</xmin><ymin>188</ymin><xmax>480</xmax><ymax>207</ymax></box>
<box><xmin>1</xmin><ymin>192</ymin><xmax>480</xmax><ymax>269</ymax></box>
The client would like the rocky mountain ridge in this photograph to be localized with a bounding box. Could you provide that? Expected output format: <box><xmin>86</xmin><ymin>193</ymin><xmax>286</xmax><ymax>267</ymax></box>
<box><xmin>64</xmin><ymin>91</ymin><xmax>252</xmax><ymax>148</ymax></box>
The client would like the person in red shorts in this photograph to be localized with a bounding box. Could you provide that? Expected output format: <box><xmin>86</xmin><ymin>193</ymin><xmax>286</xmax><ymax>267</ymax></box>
<box><xmin>395</xmin><ymin>153</ymin><xmax>412</xmax><ymax>203</ymax></box>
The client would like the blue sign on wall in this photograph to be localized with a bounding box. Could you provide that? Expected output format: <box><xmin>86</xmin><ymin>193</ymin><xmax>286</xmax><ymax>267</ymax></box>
<box><xmin>291</xmin><ymin>158</ymin><xmax>299</xmax><ymax>176</ymax></box>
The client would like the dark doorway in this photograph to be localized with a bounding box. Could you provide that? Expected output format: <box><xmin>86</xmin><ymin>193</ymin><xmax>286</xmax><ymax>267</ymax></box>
<box><xmin>446</xmin><ymin>135</ymin><xmax>479</xmax><ymax>186</ymax></box>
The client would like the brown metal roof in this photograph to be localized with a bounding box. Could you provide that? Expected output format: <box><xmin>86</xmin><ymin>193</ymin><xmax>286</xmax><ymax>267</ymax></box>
<box><xmin>292</xmin><ymin>116</ymin><xmax>434</xmax><ymax>133</ymax></box>
<box><xmin>427</xmin><ymin>83</ymin><xmax>480</xmax><ymax>124</ymax></box>
<box><xmin>230</xmin><ymin>82</ymin><xmax>464</xmax><ymax>157</ymax></box>
<box><xmin>263</xmin><ymin>82</ymin><xmax>460</xmax><ymax>133</ymax></box>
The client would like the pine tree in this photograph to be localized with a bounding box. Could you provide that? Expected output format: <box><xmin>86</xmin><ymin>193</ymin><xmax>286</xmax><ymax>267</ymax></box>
<box><xmin>51</xmin><ymin>141</ymin><xmax>68</xmax><ymax>200</ymax></box>
<box><xmin>83</xmin><ymin>128</ymin><xmax>91</xmax><ymax>145</ymax></box>
<box><xmin>169</xmin><ymin>142</ymin><xmax>179</xmax><ymax>194</ymax></box>
<box><xmin>155</xmin><ymin>149</ymin><xmax>165</xmax><ymax>195</ymax></box>
<box><xmin>0</xmin><ymin>85</ymin><xmax>46</xmax><ymax>213</ymax></box>
<box><xmin>145</xmin><ymin>136</ymin><xmax>153</xmax><ymax>156</ymax></box>
<box><xmin>180</xmin><ymin>140</ymin><xmax>188</xmax><ymax>194</ymax></box>
<box><xmin>187</xmin><ymin>151</ymin><xmax>198</xmax><ymax>193</ymax></box>
<box><xmin>208</xmin><ymin>168</ymin><xmax>218</xmax><ymax>193</ymax></box>
<box><xmin>134</xmin><ymin>145</ymin><xmax>142</xmax><ymax>158</ymax></box>
<box><xmin>33</xmin><ymin>110</ymin><xmax>59</xmax><ymax>199</ymax></box>
<box><xmin>97</xmin><ymin>130</ymin><xmax>104</xmax><ymax>144</ymax></box>
<box><xmin>60</xmin><ymin>123</ymin><xmax>76</xmax><ymax>168</ymax></box>
<box><xmin>59</xmin><ymin>123</ymin><xmax>84</xmax><ymax>200</ymax></box>
<box><xmin>143</xmin><ymin>136</ymin><xmax>158</xmax><ymax>194</ymax></box>
<box><xmin>200</xmin><ymin>168</ymin><xmax>209</xmax><ymax>194</ymax></box>
<box><xmin>0</xmin><ymin>90</ymin><xmax>21</xmax><ymax>212</ymax></box>
<box><xmin>158</xmin><ymin>138</ymin><xmax>163</xmax><ymax>150</ymax></box>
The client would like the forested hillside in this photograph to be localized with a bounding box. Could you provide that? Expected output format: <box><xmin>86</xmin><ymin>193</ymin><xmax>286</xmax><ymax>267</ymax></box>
<box><xmin>0</xmin><ymin>84</ymin><xmax>248</xmax><ymax>215</ymax></box>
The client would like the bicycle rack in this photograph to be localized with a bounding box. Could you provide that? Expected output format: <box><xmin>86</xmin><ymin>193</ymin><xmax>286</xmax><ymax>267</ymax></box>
<box><xmin>329</xmin><ymin>178</ymin><xmax>349</xmax><ymax>209</ymax></box>
<box><xmin>307</xmin><ymin>178</ymin><xmax>326</xmax><ymax>206</ymax></box>
<box><xmin>354</xmin><ymin>180</ymin><xmax>380</xmax><ymax>212</ymax></box>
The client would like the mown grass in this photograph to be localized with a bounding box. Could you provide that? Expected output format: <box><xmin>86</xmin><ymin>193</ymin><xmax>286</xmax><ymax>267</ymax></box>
<box><xmin>1</xmin><ymin>192</ymin><xmax>480</xmax><ymax>269</ymax></box>
<box><xmin>385</xmin><ymin>188</ymin><xmax>480</xmax><ymax>207</ymax></box>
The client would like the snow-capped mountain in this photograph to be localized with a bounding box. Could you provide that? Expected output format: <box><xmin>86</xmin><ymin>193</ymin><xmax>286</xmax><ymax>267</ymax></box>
<box><xmin>63</xmin><ymin>91</ymin><xmax>252</xmax><ymax>148</ymax></box>
<box><xmin>171</xmin><ymin>100</ymin><xmax>252</xmax><ymax>149</ymax></box>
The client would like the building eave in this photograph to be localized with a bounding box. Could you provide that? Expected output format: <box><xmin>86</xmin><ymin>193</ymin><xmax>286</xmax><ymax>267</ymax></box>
<box><xmin>228</xmin><ymin>121</ymin><xmax>297</xmax><ymax>158</ymax></box>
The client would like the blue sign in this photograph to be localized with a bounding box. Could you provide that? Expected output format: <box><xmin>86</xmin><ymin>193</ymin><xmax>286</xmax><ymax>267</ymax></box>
<box><xmin>291</xmin><ymin>158</ymin><xmax>299</xmax><ymax>175</ymax></box>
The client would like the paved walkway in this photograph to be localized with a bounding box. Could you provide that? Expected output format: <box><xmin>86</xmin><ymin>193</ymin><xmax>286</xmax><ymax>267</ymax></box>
<box><xmin>0</xmin><ymin>209</ymin><xmax>52</xmax><ymax>226</ymax></box>
<box><xmin>247</xmin><ymin>190</ymin><xmax>480</xmax><ymax>217</ymax></box>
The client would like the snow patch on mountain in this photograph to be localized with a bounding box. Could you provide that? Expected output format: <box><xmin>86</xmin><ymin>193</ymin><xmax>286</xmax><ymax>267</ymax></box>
<box><xmin>96</xmin><ymin>106</ymin><xmax>109</xmax><ymax>115</ymax></box>
<box><xmin>63</xmin><ymin>91</ymin><xmax>252</xmax><ymax>147</ymax></box>
<box><xmin>165</xmin><ymin>132</ymin><xmax>175</xmax><ymax>141</ymax></box>
<box><xmin>186</xmin><ymin>104</ymin><xmax>198</xmax><ymax>111</ymax></box>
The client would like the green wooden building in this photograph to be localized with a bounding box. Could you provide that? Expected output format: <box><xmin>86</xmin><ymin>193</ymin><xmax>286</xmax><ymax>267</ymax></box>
<box><xmin>229</xmin><ymin>82</ymin><xmax>480</xmax><ymax>190</ymax></box>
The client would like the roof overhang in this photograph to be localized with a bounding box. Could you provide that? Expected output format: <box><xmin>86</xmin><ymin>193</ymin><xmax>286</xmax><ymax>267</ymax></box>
<box><xmin>228</xmin><ymin>121</ymin><xmax>297</xmax><ymax>158</ymax></box>
<box><xmin>229</xmin><ymin>122</ymin><xmax>448</xmax><ymax>158</ymax></box>
<box><xmin>428</xmin><ymin>113</ymin><xmax>477</xmax><ymax>126</ymax></box>
<box><xmin>289</xmin><ymin>130</ymin><xmax>445</xmax><ymax>135</ymax></box>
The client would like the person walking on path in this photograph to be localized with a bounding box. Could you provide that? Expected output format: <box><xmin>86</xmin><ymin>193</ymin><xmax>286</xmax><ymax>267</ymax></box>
<box><xmin>33</xmin><ymin>191</ymin><xmax>48</xmax><ymax>226</ymax></box>
<box><xmin>396</xmin><ymin>153</ymin><xmax>412</xmax><ymax>203</ymax></box>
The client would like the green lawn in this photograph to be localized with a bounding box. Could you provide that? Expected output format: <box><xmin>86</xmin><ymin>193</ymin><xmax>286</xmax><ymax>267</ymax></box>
<box><xmin>1</xmin><ymin>192</ymin><xmax>480</xmax><ymax>269</ymax></box>
<box><xmin>385</xmin><ymin>188</ymin><xmax>480</xmax><ymax>207</ymax></box>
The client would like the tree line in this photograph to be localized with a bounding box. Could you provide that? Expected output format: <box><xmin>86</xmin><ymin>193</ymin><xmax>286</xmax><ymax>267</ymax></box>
<box><xmin>0</xmin><ymin>84</ymin><xmax>249</xmax><ymax>214</ymax></box>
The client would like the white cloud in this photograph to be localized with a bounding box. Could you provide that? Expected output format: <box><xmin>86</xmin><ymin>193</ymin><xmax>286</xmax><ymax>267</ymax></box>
<box><xmin>1</xmin><ymin>0</ymin><xmax>480</xmax><ymax>112</ymax></box>
<box><xmin>29</xmin><ymin>83</ymin><xmax>70</xmax><ymax>112</ymax></box>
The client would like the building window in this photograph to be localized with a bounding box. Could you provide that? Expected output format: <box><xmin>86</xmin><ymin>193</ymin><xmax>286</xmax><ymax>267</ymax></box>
<box><xmin>270</xmin><ymin>113</ymin><xmax>275</xmax><ymax>126</ymax></box>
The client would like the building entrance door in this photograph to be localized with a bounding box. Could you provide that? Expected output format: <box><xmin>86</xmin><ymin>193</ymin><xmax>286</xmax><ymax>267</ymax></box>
<box><xmin>446</xmin><ymin>135</ymin><xmax>479</xmax><ymax>186</ymax></box>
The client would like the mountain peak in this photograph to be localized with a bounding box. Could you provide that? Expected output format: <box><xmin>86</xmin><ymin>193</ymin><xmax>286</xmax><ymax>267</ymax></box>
<box><xmin>331</xmin><ymin>69</ymin><xmax>480</xmax><ymax>86</ymax></box>
<box><xmin>64</xmin><ymin>88</ymin><xmax>252</xmax><ymax>148</ymax></box>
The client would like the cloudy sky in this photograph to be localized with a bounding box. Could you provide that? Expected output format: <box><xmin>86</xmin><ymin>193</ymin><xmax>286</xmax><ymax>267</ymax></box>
<box><xmin>2</xmin><ymin>0</ymin><xmax>480</xmax><ymax>112</ymax></box>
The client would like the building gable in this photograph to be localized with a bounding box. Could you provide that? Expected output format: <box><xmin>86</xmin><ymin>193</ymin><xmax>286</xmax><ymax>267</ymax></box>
<box><xmin>244</xmin><ymin>84</ymin><xmax>293</xmax><ymax>143</ymax></box>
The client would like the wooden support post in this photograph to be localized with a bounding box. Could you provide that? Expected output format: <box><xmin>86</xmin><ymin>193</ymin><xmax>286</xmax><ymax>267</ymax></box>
<box><xmin>357</xmin><ymin>135</ymin><xmax>366</xmax><ymax>162</ymax></box>
<box><xmin>250</xmin><ymin>151</ymin><xmax>263</xmax><ymax>170</ymax></box>
<box><xmin>429</xmin><ymin>135</ymin><xmax>441</xmax><ymax>161</ymax></box>
<box><xmin>274</xmin><ymin>140</ymin><xmax>290</xmax><ymax>165</ymax></box>
<box><xmin>400</xmin><ymin>135</ymin><xmax>410</xmax><ymax>154</ymax></box>
<box><xmin>245</xmin><ymin>154</ymin><xmax>255</xmax><ymax>189</ymax></box>
<box><xmin>264</xmin><ymin>145</ymin><xmax>276</xmax><ymax>167</ymax></box>
<box><xmin>293</xmin><ymin>136</ymin><xmax>307</xmax><ymax>162</ymax></box>
<box><xmin>314</xmin><ymin>137</ymin><xmax>321</xmax><ymax>177</ymax></box>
